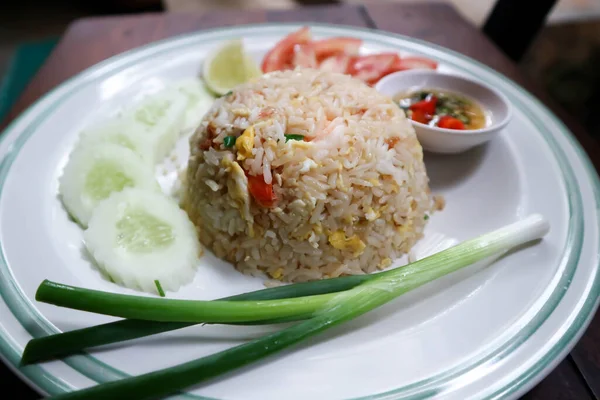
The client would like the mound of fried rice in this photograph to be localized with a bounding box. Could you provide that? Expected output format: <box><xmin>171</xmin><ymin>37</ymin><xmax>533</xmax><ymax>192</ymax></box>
<box><xmin>183</xmin><ymin>68</ymin><xmax>435</xmax><ymax>282</ymax></box>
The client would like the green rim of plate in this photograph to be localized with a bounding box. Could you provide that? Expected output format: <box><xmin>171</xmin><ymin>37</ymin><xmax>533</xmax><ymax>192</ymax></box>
<box><xmin>0</xmin><ymin>23</ymin><xmax>597</xmax><ymax>400</ymax></box>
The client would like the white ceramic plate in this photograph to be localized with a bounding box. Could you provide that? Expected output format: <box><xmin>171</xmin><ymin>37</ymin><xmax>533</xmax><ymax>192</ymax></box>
<box><xmin>0</xmin><ymin>24</ymin><xmax>599</xmax><ymax>400</ymax></box>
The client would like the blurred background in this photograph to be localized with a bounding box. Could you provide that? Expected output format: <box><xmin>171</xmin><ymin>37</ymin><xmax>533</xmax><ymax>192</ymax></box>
<box><xmin>1</xmin><ymin>0</ymin><xmax>599</xmax><ymax>134</ymax></box>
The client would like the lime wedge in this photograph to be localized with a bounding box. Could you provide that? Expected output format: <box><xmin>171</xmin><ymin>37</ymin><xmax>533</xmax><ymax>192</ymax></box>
<box><xmin>203</xmin><ymin>39</ymin><xmax>262</xmax><ymax>95</ymax></box>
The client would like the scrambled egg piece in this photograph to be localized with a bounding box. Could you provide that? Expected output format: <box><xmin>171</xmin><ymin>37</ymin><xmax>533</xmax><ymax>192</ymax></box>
<box><xmin>342</xmin><ymin>214</ymin><xmax>358</xmax><ymax>225</ymax></box>
<box><xmin>232</xmin><ymin>108</ymin><xmax>250</xmax><ymax>117</ymax></box>
<box><xmin>293</xmin><ymin>223</ymin><xmax>322</xmax><ymax>241</ymax></box>
<box><xmin>221</xmin><ymin>157</ymin><xmax>252</xmax><ymax>229</ymax></box>
<box><xmin>236</xmin><ymin>126</ymin><xmax>255</xmax><ymax>161</ymax></box>
<box><xmin>364</xmin><ymin>207</ymin><xmax>381</xmax><ymax>221</ymax></box>
<box><xmin>378</xmin><ymin>258</ymin><xmax>392</xmax><ymax>269</ymax></box>
<box><xmin>293</xmin><ymin>229</ymin><xmax>312</xmax><ymax>241</ymax></box>
<box><xmin>313</xmin><ymin>223</ymin><xmax>323</xmax><ymax>234</ymax></box>
<box><xmin>299</xmin><ymin>159</ymin><xmax>318</xmax><ymax>173</ymax></box>
<box><xmin>328</xmin><ymin>230</ymin><xmax>366</xmax><ymax>257</ymax></box>
<box><xmin>396</xmin><ymin>219</ymin><xmax>413</xmax><ymax>235</ymax></box>
<box><xmin>365</xmin><ymin>205</ymin><xmax>387</xmax><ymax>221</ymax></box>
<box><xmin>269</xmin><ymin>268</ymin><xmax>284</xmax><ymax>280</ymax></box>
<box><xmin>265</xmin><ymin>138</ymin><xmax>278</xmax><ymax>152</ymax></box>
<box><xmin>291</xmin><ymin>140</ymin><xmax>312</xmax><ymax>149</ymax></box>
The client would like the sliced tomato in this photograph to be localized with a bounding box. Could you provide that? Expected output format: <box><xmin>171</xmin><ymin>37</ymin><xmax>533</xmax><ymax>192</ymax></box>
<box><xmin>437</xmin><ymin>116</ymin><xmax>465</xmax><ymax>130</ymax></box>
<box><xmin>311</xmin><ymin>37</ymin><xmax>362</xmax><ymax>61</ymax></box>
<box><xmin>318</xmin><ymin>54</ymin><xmax>351</xmax><ymax>73</ymax></box>
<box><xmin>410</xmin><ymin>110</ymin><xmax>431</xmax><ymax>124</ymax></box>
<box><xmin>390</xmin><ymin>56</ymin><xmax>438</xmax><ymax>71</ymax></box>
<box><xmin>409</xmin><ymin>96</ymin><xmax>437</xmax><ymax>115</ymax></box>
<box><xmin>347</xmin><ymin>53</ymin><xmax>400</xmax><ymax>84</ymax></box>
<box><xmin>292</xmin><ymin>43</ymin><xmax>317</xmax><ymax>69</ymax></box>
<box><xmin>262</xmin><ymin>27</ymin><xmax>312</xmax><ymax>73</ymax></box>
<box><xmin>348</xmin><ymin>53</ymin><xmax>399</xmax><ymax>73</ymax></box>
<box><xmin>374</xmin><ymin>56</ymin><xmax>439</xmax><ymax>82</ymax></box>
<box><xmin>247</xmin><ymin>174</ymin><xmax>277</xmax><ymax>207</ymax></box>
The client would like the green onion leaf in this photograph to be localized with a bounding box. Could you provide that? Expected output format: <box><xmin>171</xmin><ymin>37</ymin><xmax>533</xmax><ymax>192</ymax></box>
<box><xmin>284</xmin><ymin>134</ymin><xmax>304</xmax><ymax>142</ymax></box>
<box><xmin>424</xmin><ymin>214</ymin><xmax>429</xmax><ymax>220</ymax></box>
<box><xmin>35</xmin><ymin>281</ymin><xmax>341</xmax><ymax>324</ymax></box>
<box><xmin>223</xmin><ymin>136</ymin><xmax>236</xmax><ymax>148</ymax></box>
<box><xmin>154</xmin><ymin>280</ymin><xmax>165</xmax><ymax>297</ymax></box>
<box><xmin>21</xmin><ymin>275</ymin><xmax>369</xmax><ymax>365</ymax></box>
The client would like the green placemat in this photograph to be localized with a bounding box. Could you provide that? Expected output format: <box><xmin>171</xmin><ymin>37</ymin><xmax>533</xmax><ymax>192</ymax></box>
<box><xmin>0</xmin><ymin>38</ymin><xmax>58</xmax><ymax>123</ymax></box>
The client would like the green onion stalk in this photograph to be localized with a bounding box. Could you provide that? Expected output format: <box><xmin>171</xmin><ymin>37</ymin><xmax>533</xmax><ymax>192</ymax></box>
<box><xmin>38</xmin><ymin>214</ymin><xmax>548</xmax><ymax>400</ymax></box>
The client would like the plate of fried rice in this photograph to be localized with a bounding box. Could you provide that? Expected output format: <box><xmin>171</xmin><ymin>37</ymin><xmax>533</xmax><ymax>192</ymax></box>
<box><xmin>0</xmin><ymin>24</ymin><xmax>598</xmax><ymax>400</ymax></box>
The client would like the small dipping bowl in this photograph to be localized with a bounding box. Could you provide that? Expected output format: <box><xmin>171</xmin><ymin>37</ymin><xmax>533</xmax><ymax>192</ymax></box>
<box><xmin>375</xmin><ymin>70</ymin><xmax>512</xmax><ymax>154</ymax></box>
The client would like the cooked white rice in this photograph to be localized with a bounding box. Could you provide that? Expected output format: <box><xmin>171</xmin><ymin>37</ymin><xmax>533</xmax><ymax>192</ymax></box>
<box><xmin>183</xmin><ymin>68</ymin><xmax>435</xmax><ymax>282</ymax></box>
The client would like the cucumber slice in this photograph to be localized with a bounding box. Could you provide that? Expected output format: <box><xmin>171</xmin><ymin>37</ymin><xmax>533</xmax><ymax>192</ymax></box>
<box><xmin>77</xmin><ymin>119</ymin><xmax>155</xmax><ymax>165</ymax></box>
<box><xmin>125</xmin><ymin>89</ymin><xmax>188</xmax><ymax>163</ymax></box>
<box><xmin>173</xmin><ymin>78</ymin><xmax>215</xmax><ymax>132</ymax></box>
<box><xmin>84</xmin><ymin>188</ymin><xmax>200</xmax><ymax>293</ymax></box>
<box><xmin>59</xmin><ymin>143</ymin><xmax>159</xmax><ymax>227</ymax></box>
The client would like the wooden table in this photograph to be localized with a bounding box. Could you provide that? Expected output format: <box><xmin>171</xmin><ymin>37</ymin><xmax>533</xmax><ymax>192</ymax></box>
<box><xmin>2</xmin><ymin>3</ymin><xmax>599</xmax><ymax>399</ymax></box>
